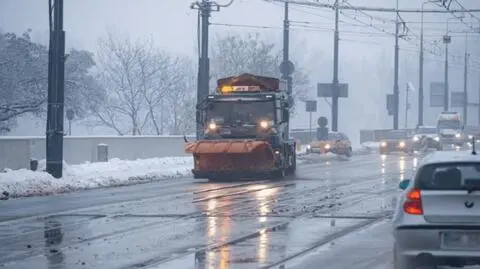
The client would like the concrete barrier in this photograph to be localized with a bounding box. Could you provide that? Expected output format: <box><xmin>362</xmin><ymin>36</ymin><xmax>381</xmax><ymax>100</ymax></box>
<box><xmin>1</xmin><ymin>129</ymin><xmax>405</xmax><ymax>170</ymax></box>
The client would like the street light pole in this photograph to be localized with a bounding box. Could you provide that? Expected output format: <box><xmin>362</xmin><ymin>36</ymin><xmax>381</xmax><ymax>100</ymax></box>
<box><xmin>393</xmin><ymin>0</ymin><xmax>400</xmax><ymax>130</ymax></box>
<box><xmin>418</xmin><ymin>1</ymin><xmax>426</xmax><ymax>127</ymax></box>
<box><xmin>442</xmin><ymin>18</ymin><xmax>456</xmax><ymax>112</ymax></box>
<box><xmin>463</xmin><ymin>31</ymin><xmax>469</xmax><ymax>126</ymax></box>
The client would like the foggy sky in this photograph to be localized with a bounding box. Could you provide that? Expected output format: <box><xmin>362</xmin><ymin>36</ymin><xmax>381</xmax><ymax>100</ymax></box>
<box><xmin>1</xmin><ymin>0</ymin><xmax>479</xmax><ymax>142</ymax></box>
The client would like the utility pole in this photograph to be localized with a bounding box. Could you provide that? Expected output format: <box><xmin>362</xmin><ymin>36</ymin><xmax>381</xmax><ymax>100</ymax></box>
<box><xmin>46</xmin><ymin>0</ymin><xmax>66</xmax><ymax>178</ymax></box>
<box><xmin>443</xmin><ymin>19</ymin><xmax>452</xmax><ymax>112</ymax></box>
<box><xmin>463</xmin><ymin>31</ymin><xmax>468</xmax><ymax>126</ymax></box>
<box><xmin>331</xmin><ymin>0</ymin><xmax>340</xmax><ymax>132</ymax></box>
<box><xmin>418</xmin><ymin>1</ymin><xmax>426</xmax><ymax>127</ymax></box>
<box><xmin>280</xmin><ymin>1</ymin><xmax>294</xmax><ymax>138</ymax></box>
<box><xmin>191</xmin><ymin>0</ymin><xmax>232</xmax><ymax>140</ymax></box>
<box><xmin>393</xmin><ymin>0</ymin><xmax>400</xmax><ymax>130</ymax></box>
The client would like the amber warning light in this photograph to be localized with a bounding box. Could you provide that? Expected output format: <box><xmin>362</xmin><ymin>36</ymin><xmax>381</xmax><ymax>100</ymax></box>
<box><xmin>219</xmin><ymin>85</ymin><xmax>261</xmax><ymax>93</ymax></box>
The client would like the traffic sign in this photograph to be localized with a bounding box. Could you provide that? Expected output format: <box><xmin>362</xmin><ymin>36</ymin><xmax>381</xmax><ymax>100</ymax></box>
<box><xmin>305</xmin><ymin>100</ymin><xmax>317</xmax><ymax>112</ymax></box>
<box><xmin>317</xmin><ymin>83</ymin><xmax>348</xmax><ymax>98</ymax></box>
<box><xmin>317</xmin><ymin>116</ymin><xmax>328</xmax><ymax>127</ymax></box>
<box><xmin>451</xmin><ymin>92</ymin><xmax>465</xmax><ymax>108</ymax></box>
<box><xmin>279</xmin><ymin>60</ymin><xmax>295</xmax><ymax>75</ymax></box>
<box><xmin>66</xmin><ymin>109</ymin><xmax>75</xmax><ymax>121</ymax></box>
<box><xmin>386</xmin><ymin>94</ymin><xmax>394</xmax><ymax>116</ymax></box>
<box><xmin>430</xmin><ymin>82</ymin><xmax>445</xmax><ymax>107</ymax></box>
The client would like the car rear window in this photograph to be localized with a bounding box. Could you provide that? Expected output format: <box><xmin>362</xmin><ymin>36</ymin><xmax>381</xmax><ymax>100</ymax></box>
<box><xmin>416</xmin><ymin>162</ymin><xmax>480</xmax><ymax>190</ymax></box>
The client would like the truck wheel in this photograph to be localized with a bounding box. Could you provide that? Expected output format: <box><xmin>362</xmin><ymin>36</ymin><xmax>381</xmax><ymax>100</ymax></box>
<box><xmin>345</xmin><ymin>147</ymin><xmax>353</xmax><ymax>157</ymax></box>
<box><xmin>272</xmin><ymin>168</ymin><xmax>285</xmax><ymax>179</ymax></box>
<box><xmin>287</xmin><ymin>152</ymin><xmax>296</xmax><ymax>175</ymax></box>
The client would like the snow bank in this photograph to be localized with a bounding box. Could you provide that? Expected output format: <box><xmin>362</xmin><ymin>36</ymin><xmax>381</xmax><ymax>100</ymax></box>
<box><xmin>0</xmin><ymin>157</ymin><xmax>193</xmax><ymax>198</ymax></box>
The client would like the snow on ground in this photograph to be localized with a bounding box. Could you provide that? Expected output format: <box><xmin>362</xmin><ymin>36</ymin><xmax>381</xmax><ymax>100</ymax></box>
<box><xmin>0</xmin><ymin>157</ymin><xmax>193</xmax><ymax>198</ymax></box>
<box><xmin>0</xmin><ymin>142</ymin><xmax>379</xmax><ymax>199</ymax></box>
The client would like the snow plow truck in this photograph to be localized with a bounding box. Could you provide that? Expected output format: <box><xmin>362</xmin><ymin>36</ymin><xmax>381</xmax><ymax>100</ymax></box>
<box><xmin>185</xmin><ymin>73</ymin><xmax>297</xmax><ymax>181</ymax></box>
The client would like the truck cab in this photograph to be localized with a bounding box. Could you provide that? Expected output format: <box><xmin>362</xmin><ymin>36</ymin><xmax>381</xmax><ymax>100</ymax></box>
<box><xmin>436</xmin><ymin>112</ymin><xmax>465</xmax><ymax>147</ymax></box>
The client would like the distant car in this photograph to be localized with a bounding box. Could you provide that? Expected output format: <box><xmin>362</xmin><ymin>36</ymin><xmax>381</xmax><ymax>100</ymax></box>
<box><xmin>379</xmin><ymin>131</ymin><xmax>409</xmax><ymax>154</ymax></box>
<box><xmin>410</xmin><ymin>126</ymin><xmax>442</xmax><ymax>151</ymax></box>
<box><xmin>392</xmin><ymin>150</ymin><xmax>480</xmax><ymax>269</ymax></box>
<box><xmin>306</xmin><ymin>132</ymin><xmax>352</xmax><ymax>157</ymax></box>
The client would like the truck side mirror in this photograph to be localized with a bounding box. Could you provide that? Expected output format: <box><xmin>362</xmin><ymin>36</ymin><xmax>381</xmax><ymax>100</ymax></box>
<box><xmin>196</xmin><ymin>110</ymin><xmax>202</xmax><ymax>124</ymax></box>
<box><xmin>282</xmin><ymin>109</ymin><xmax>289</xmax><ymax>123</ymax></box>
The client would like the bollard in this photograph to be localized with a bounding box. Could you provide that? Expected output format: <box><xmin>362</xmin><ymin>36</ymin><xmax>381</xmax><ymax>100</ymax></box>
<box><xmin>30</xmin><ymin>159</ymin><xmax>38</xmax><ymax>171</ymax></box>
<box><xmin>97</xmin><ymin>144</ymin><xmax>108</xmax><ymax>162</ymax></box>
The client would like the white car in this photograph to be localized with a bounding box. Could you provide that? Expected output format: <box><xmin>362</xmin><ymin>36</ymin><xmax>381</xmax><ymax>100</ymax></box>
<box><xmin>392</xmin><ymin>150</ymin><xmax>480</xmax><ymax>269</ymax></box>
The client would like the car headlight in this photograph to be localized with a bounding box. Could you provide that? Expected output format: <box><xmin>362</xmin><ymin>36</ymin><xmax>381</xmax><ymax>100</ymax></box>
<box><xmin>399</xmin><ymin>141</ymin><xmax>405</xmax><ymax>148</ymax></box>
<box><xmin>434</xmin><ymin>136</ymin><xmax>440</xmax><ymax>141</ymax></box>
<box><xmin>413</xmin><ymin>136</ymin><xmax>419</xmax><ymax>142</ymax></box>
<box><xmin>307</xmin><ymin>145</ymin><xmax>311</xmax><ymax>149</ymax></box>
<box><xmin>468</xmin><ymin>135</ymin><xmax>473</xmax><ymax>140</ymax></box>
<box><xmin>208</xmin><ymin>122</ymin><xmax>217</xmax><ymax>130</ymax></box>
<box><xmin>381</xmin><ymin>141</ymin><xmax>387</xmax><ymax>147</ymax></box>
<box><xmin>259</xmin><ymin>120</ymin><xmax>269</xmax><ymax>129</ymax></box>
<box><xmin>455</xmin><ymin>133</ymin><xmax>461</xmax><ymax>138</ymax></box>
<box><xmin>325</xmin><ymin>144</ymin><xmax>331</xmax><ymax>149</ymax></box>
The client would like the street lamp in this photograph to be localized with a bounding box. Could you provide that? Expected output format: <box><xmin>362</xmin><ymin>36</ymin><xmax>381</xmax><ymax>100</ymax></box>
<box><xmin>442</xmin><ymin>17</ymin><xmax>456</xmax><ymax>112</ymax></box>
<box><xmin>418</xmin><ymin>0</ymin><xmax>431</xmax><ymax>127</ymax></box>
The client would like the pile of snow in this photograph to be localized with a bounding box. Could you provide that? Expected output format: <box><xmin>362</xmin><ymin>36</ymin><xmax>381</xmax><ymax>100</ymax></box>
<box><xmin>0</xmin><ymin>157</ymin><xmax>193</xmax><ymax>198</ymax></box>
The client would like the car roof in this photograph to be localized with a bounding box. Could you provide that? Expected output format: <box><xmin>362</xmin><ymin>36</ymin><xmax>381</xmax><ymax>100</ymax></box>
<box><xmin>418</xmin><ymin>150</ymin><xmax>480</xmax><ymax>168</ymax></box>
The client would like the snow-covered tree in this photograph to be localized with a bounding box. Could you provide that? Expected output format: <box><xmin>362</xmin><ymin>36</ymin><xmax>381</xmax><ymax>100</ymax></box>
<box><xmin>95</xmin><ymin>32</ymin><xmax>196</xmax><ymax>135</ymax></box>
<box><xmin>210</xmin><ymin>33</ymin><xmax>312</xmax><ymax>113</ymax></box>
<box><xmin>0</xmin><ymin>29</ymin><xmax>104</xmax><ymax>129</ymax></box>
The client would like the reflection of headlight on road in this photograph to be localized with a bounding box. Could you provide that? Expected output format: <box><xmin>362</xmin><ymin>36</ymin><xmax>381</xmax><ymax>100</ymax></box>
<box><xmin>208</xmin><ymin>122</ymin><xmax>217</xmax><ymax>130</ymax></box>
<box><xmin>455</xmin><ymin>133</ymin><xmax>461</xmax><ymax>138</ymax></box>
<box><xmin>381</xmin><ymin>142</ymin><xmax>387</xmax><ymax>147</ymax></box>
<box><xmin>413</xmin><ymin>136</ymin><xmax>419</xmax><ymax>142</ymax></box>
<box><xmin>259</xmin><ymin>120</ymin><xmax>269</xmax><ymax>129</ymax></box>
<box><xmin>325</xmin><ymin>144</ymin><xmax>331</xmax><ymax>149</ymax></box>
<box><xmin>399</xmin><ymin>141</ymin><xmax>405</xmax><ymax>148</ymax></box>
<box><xmin>434</xmin><ymin>136</ymin><xmax>440</xmax><ymax>141</ymax></box>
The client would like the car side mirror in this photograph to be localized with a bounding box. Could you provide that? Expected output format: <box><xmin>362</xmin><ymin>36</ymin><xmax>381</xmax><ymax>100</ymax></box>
<box><xmin>399</xmin><ymin>179</ymin><xmax>411</xmax><ymax>190</ymax></box>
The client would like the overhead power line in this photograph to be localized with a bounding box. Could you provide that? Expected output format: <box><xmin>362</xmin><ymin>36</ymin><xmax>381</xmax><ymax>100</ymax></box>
<box><xmin>264</xmin><ymin>0</ymin><xmax>480</xmax><ymax>13</ymax></box>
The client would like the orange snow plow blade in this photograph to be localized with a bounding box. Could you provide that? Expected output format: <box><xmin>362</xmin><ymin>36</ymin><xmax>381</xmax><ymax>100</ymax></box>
<box><xmin>185</xmin><ymin>140</ymin><xmax>276</xmax><ymax>172</ymax></box>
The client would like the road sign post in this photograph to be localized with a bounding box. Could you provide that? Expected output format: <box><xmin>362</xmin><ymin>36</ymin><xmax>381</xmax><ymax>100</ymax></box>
<box><xmin>430</xmin><ymin>82</ymin><xmax>445</xmax><ymax>108</ymax></box>
<box><xmin>451</xmin><ymin>92</ymin><xmax>465</xmax><ymax>108</ymax></box>
<box><xmin>305</xmin><ymin>100</ymin><xmax>317</xmax><ymax>142</ymax></box>
<box><xmin>317</xmin><ymin>83</ymin><xmax>348</xmax><ymax>132</ymax></box>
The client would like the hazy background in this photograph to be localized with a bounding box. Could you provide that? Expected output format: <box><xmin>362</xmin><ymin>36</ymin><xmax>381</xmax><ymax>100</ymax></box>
<box><xmin>1</xmin><ymin>0</ymin><xmax>479</xmax><ymax>143</ymax></box>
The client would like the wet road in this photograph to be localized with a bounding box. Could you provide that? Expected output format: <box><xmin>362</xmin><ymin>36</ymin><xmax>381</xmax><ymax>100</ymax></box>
<box><xmin>0</xmin><ymin>153</ymin><xmax>416</xmax><ymax>269</ymax></box>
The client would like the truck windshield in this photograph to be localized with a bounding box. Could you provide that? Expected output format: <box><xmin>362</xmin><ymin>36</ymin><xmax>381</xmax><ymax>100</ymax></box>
<box><xmin>206</xmin><ymin>101</ymin><xmax>275</xmax><ymax>124</ymax></box>
<box><xmin>417</xmin><ymin>127</ymin><xmax>436</xmax><ymax>134</ymax></box>
<box><xmin>438</xmin><ymin>120</ymin><xmax>460</xmax><ymax>129</ymax></box>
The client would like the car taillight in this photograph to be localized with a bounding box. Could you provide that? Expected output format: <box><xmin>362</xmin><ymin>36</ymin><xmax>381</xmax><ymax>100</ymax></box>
<box><xmin>403</xmin><ymin>188</ymin><xmax>423</xmax><ymax>215</ymax></box>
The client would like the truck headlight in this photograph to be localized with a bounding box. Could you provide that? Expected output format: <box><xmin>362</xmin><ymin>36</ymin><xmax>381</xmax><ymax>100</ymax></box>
<box><xmin>381</xmin><ymin>141</ymin><xmax>387</xmax><ymax>147</ymax></box>
<box><xmin>325</xmin><ymin>144</ymin><xmax>331</xmax><ymax>149</ymax></box>
<box><xmin>208</xmin><ymin>122</ymin><xmax>217</xmax><ymax>130</ymax></box>
<box><xmin>413</xmin><ymin>136</ymin><xmax>419</xmax><ymax>142</ymax></box>
<box><xmin>399</xmin><ymin>141</ymin><xmax>405</xmax><ymax>148</ymax></box>
<box><xmin>434</xmin><ymin>136</ymin><xmax>440</xmax><ymax>141</ymax></box>
<box><xmin>455</xmin><ymin>133</ymin><xmax>461</xmax><ymax>138</ymax></box>
<box><xmin>259</xmin><ymin>120</ymin><xmax>269</xmax><ymax>129</ymax></box>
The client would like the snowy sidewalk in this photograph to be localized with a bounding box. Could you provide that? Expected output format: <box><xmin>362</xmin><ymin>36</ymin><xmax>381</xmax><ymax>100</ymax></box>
<box><xmin>0</xmin><ymin>157</ymin><xmax>193</xmax><ymax>198</ymax></box>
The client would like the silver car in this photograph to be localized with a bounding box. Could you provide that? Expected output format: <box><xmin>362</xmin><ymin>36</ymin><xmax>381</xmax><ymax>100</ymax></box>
<box><xmin>392</xmin><ymin>150</ymin><xmax>480</xmax><ymax>269</ymax></box>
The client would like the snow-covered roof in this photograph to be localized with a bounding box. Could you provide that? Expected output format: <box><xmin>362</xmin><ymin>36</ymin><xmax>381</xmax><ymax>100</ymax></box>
<box><xmin>418</xmin><ymin>150</ymin><xmax>480</xmax><ymax>168</ymax></box>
